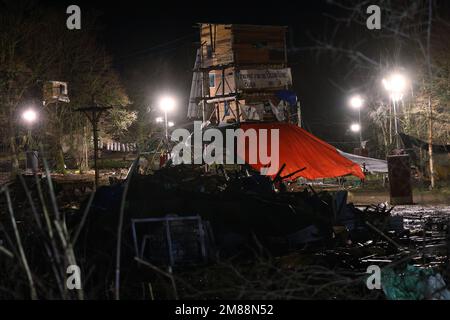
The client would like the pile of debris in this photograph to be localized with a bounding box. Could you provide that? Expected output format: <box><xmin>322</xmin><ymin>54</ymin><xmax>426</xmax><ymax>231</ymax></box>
<box><xmin>83</xmin><ymin>165</ymin><xmax>448</xmax><ymax>265</ymax></box>
<box><xmin>3</xmin><ymin>163</ymin><xmax>448</xmax><ymax>299</ymax></box>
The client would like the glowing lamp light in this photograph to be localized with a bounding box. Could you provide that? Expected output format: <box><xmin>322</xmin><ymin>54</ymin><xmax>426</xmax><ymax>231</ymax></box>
<box><xmin>350</xmin><ymin>123</ymin><xmax>361</xmax><ymax>133</ymax></box>
<box><xmin>155</xmin><ymin>117</ymin><xmax>163</xmax><ymax>123</ymax></box>
<box><xmin>383</xmin><ymin>73</ymin><xmax>407</xmax><ymax>96</ymax></box>
<box><xmin>159</xmin><ymin>96</ymin><xmax>176</xmax><ymax>112</ymax></box>
<box><xmin>168</xmin><ymin>121</ymin><xmax>175</xmax><ymax>128</ymax></box>
<box><xmin>22</xmin><ymin>109</ymin><xmax>38</xmax><ymax>123</ymax></box>
<box><xmin>349</xmin><ymin>95</ymin><xmax>364</xmax><ymax>109</ymax></box>
<box><xmin>389</xmin><ymin>74</ymin><xmax>407</xmax><ymax>92</ymax></box>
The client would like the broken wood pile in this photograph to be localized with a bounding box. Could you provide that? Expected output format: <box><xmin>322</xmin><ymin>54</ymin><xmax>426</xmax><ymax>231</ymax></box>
<box><xmin>1</xmin><ymin>164</ymin><xmax>448</xmax><ymax>299</ymax></box>
<box><xmin>83</xmin><ymin>164</ymin><xmax>449</xmax><ymax>268</ymax></box>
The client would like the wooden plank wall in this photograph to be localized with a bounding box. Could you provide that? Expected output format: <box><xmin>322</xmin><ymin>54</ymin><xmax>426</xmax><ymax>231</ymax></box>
<box><xmin>232</xmin><ymin>25</ymin><xmax>286</xmax><ymax>66</ymax></box>
<box><xmin>199</xmin><ymin>23</ymin><xmax>288</xmax><ymax>123</ymax></box>
<box><xmin>200</xmin><ymin>24</ymin><xmax>287</xmax><ymax>67</ymax></box>
<box><xmin>200</xmin><ymin>24</ymin><xmax>233</xmax><ymax>67</ymax></box>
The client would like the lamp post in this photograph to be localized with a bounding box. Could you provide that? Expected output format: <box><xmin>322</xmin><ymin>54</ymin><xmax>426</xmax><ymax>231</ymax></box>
<box><xmin>22</xmin><ymin>108</ymin><xmax>38</xmax><ymax>147</ymax></box>
<box><xmin>349</xmin><ymin>95</ymin><xmax>364</xmax><ymax>147</ymax></box>
<box><xmin>158</xmin><ymin>96</ymin><xmax>175</xmax><ymax>143</ymax></box>
<box><xmin>350</xmin><ymin>123</ymin><xmax>361</xmax><ymax>133</ymax></box>
<box><xmin>75</xmin><ymin>104</ymin><xmax>112</xmax><ymax>189</ymax></box>
<box><xmin>21</xmin><ymin>108</ymin><xmax>38</xmax><ymax>173</ymax></box>
<box><xmin>383</xmin><ymin>73</ymin><xmax>407</xmax><ymax>149</ymax></box>
<box><xmin>350</xmin><ymin>123</ymin><xmax>362</xmax><ymax>149</ymax></box>
<box><xmin>22</xmin><ymin>108</ymin><xmax>38</xmax><ymax>123</ymax></box>
<box><xmin>155</xmin><ymin>118</ymin><xmax>175</xmax><ymax>137</ymax></box>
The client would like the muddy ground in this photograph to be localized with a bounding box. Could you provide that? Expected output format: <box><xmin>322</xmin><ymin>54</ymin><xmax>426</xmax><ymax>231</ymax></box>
<box><xmin>348</xmin><ymin>189</ymin><xmax>450</xmax><ymax>205</ymax></box>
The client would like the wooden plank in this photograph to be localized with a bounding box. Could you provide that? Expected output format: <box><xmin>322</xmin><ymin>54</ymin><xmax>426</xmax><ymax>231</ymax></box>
<box><xmin>234</xmin><ymin>48</ymin><xmax>285</xmax><ymax>64</ymax></box>
<box><xmin>200</xmin><ymin>23</ymin><xmax>287</xmax><ymax>67</ymax></box>
<box><xmin>202</xmin><ymin>54</ymin><xmax>234</xmax><ymax>67</ymax></box>
<box><xmin>201</xmin><ymin>24</ymin><xmax>231</xmax><ymax>38</ymax></box>
<box><xmin>233</xmin><ymin>31</ymin><xmax>285</xmax><ymax>39</ymax></box>
<box><xmin>232</xmin><ymin>24</ymin><xmax>287</xmax><ymax>32</ymax></box>
<box><xmin>233</xmin><ymin>30</ymin><xmax>285</xmax><ymax>38</ymax></box>
<box><xmin>215</xmin><ymin>38</ymin><xmax>232</xmax><ymax>45</ymax></box>
<box><xmin>234</xmin><ymin>37</ymin><xmax>284</xmax><ymax>45</ymax></box>
<box><xmin>233</xmin><ymin>42</ymin><xmax>285</xmax><ymax>50</ymax></box>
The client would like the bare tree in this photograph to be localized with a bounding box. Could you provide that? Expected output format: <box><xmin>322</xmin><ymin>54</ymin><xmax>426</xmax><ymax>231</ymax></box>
<box><xmin>0</xmin><ymin>2</ymin><xmax>136</xmax><ymax>174</ymax></box>
<box><xmin>0</xmin><ymin>2</ymin><xmax>55</xmax><ymax>175</ymax></box>
<box><xmin>298</xmin><ymin>0</ymin><xmax>449</xmax><ymax>188</ymax></box>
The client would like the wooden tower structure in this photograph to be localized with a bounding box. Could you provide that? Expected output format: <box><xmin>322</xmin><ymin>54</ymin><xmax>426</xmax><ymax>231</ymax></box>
<box><xmin>190</xmin><ymin>23</ymin><xmax>297</xmax><ymax>125</ymax></box>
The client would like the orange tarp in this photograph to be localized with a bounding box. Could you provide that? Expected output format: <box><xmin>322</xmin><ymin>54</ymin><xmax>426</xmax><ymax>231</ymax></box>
<box><xmin>239</xmin><ymin>122</ymin><xmax>365</xmax><ymax>180</ymax></box>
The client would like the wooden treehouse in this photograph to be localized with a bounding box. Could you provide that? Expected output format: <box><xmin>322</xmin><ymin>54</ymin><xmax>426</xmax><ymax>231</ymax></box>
<box><xmin>188</xmin><ymin>23</ymin><xmax>299</xmax><ymax>125</ymax></box>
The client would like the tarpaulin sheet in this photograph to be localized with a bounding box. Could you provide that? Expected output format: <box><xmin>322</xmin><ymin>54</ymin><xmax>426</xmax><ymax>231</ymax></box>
<box><xmin>239</xmin><ymin>122</ymin><xmax>365</xmax><ymax>180</ymax></box>
<box><xmin>337</xmin><ymin>149</ymin><xmax>388</xmax><ymax>173</ymax></box>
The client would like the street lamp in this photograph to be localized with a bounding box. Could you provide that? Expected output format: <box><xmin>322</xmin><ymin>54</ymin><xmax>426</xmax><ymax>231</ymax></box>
<box><xmin>349</xmin><ymin>95</ymin><xmax>364</xmax><ymax>109</ymax></box>
<box><xmin>159</xmin><ymin>97</ymin><xmax>175</xmax><ymax>113</ymax></box>
<box><xmin>21</xmin><ymin>108</ymin><xmax>39</xmax><ymax>172</ymax></box>
<box><xmin>22</xmin><ymin>109</ymin><xmax>38</xmax><ymax>124</ymax></box>
<box><xmin>382</xmin><ymin>74</ymin><xmax>406</xmax><ymax>97</ymax></box>
<box><xmin>350</xmin><ymin>123</ymin><xmax>361</xmax><ymax>133</ymax></box>
<box><xmin>158</xmin><ymin>96</ymin><xmax>176</xmax><ymax>142</ymax></box>
<box><xmin>349</xmin><ymin>95</ymin><xmax>364</xmax><ymax>147</ymax></box>
<box><xmin>382</xmin><ymin>73</ymin><xmax>407</xmax><ymax>148</ymax></box>
<box><xmin>155</xmin><ymin>116</ymin><xmax>163</xmax><ymax>123</ymax></box>
<box><xmin>22</xmin><ymin>108</ymin><xmax>38</xmax><ymax>145</ymax></box>
<box><xmin>168</xmin><ymin>121</ymin><xmax>175</xmax><ymax>128</ymax></box>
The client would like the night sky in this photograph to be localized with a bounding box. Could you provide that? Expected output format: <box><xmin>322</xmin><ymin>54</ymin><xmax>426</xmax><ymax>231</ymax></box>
<box><xmin>39</xmin><ymin>0</ymin><xmax>392</xmax><ymax>151</ymax></box>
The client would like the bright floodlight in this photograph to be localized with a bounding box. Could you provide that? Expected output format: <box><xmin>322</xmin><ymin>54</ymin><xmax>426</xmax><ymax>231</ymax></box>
<box><xmin>350</xmin><ymin>123</ymin><xmax>361</xmax><ymax>132</ymax></box>
<box><xmin>390</xmin><ymin>74</ymin><xmax>406</xmax><ymax>92</ymax></box>
<box><xmin>168</xmin><ymin>121</ymin><xmax>175</xmax><ymax>127</ymax></box>
<box><xmin>155</xmin><ymin>116</ymin><xmax>163</xmax><ymax>123</ymax></box>
<box><xmin>349</xmin><ymin>95</ymin><xmax>364</xmax><ymax>109</ymax></box>
<box><xmin>383</xmin><ymin>73</ymin><xmax>407</xmax><ymax>94</ymax></box>
<box><xmin>159</xmin><ymin>96</ymin><xmax>175</xmax><ymax>112</ymax></box>
<box><xmin>22</xmin><ymin>109</ymin><xmax>37</xmax><ymax>123</ymax></box>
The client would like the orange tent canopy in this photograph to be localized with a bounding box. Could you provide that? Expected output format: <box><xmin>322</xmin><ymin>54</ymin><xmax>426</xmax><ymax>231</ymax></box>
<box><xmin>239</xmin><ymin>122</ymin><xmax>365</xmax><ymax>180</ymax></box>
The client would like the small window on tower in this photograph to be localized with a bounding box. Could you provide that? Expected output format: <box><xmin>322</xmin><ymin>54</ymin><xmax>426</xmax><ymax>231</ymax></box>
<box><xmin>209</xmin><ymin>73</ymin><xmax>215</xmax><ymax>88</ymax></box>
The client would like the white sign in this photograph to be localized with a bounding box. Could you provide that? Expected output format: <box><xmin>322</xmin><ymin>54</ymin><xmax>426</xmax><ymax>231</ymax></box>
<box><xmin>236</xmin><ymin>68</ymin><xmax>292</xmax><ymax>89</ymax></box>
